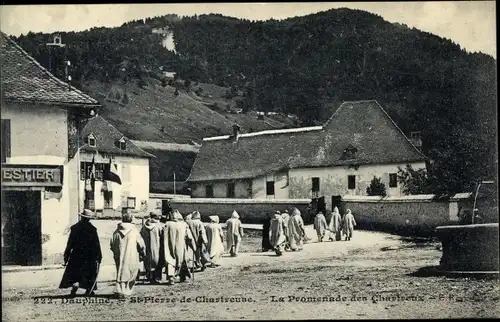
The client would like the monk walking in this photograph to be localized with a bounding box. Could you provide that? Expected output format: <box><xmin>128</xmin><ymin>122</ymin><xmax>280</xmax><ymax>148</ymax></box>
<box><xmin>328</xmin><ymin>207</ymin><xmax>342</xmax><ymax>241</ymax></box>
<box><xmin>281</xmin><ymin>210</ymin><xmax>291</xmax><ymax>250</ymax></box>
<box><xmin>225</xmin><ymin>210</ymin><xmax>244</xmax><ymax>257</ymax></box>
<box><xmin>59</xmin><ymin>209</ymin><xmax>102</xmax><ymax>297</ymax></box>
<box><xmin>205</xmin><ymin>215</ymin><xmax>224</xmax><ymax>267</ymax></box>
<box><xmin>314</xmin><ymin>211</ymin><xmax>328</xmax><ymax>242</ymax></box>
<box><xmin>269</xmin><ymin>211</ymin><xmax>286</xmax><ymax>256</ymax></box>
<box><xmin>140</xmin><ymin>212</ymin><xmax>163</xmax><ymax>283</ymax></box>
<box><xmin>187</xmin><ymin>211</ymin><xmax>210</xmax><ymax>271</ymax></box>
<box><xmin>110</xmin><ymin>212</ymin><xmax>146</xmax><ymax>298</ymax></box>
<box><xmin>288</xmin><ymin>208</ymin><xmax>305</xmax><ymax>251</ymax></box>
<box><xmin>161</xmin><ymin>210</ymin><xmax>196</xmax><ymax>285</ymax></box>
<box><xmin>343</xmin><ymin>209</ymin><xmax>357</xmax><ymax>241</ymax></box>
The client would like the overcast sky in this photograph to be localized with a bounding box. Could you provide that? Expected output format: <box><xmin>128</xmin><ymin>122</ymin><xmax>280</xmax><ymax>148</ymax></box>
<box><xmin>0</xmin><ymin>2</ymin><xmax>496</xmax><ymax>58</ymax></box>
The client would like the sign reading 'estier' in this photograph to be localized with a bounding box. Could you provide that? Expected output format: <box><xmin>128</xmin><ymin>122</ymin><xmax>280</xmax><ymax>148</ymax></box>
<box><xmin>1</xmin><ymin>165</ymin><xmax>63</xmax><ymax>187</ymax></box>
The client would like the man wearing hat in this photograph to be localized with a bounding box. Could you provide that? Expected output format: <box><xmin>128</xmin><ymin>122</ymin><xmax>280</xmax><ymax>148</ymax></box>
<box><xmin>59</xmin><ymin>209</ymin><xmax>102</xmax><ymax>297</ymax></box>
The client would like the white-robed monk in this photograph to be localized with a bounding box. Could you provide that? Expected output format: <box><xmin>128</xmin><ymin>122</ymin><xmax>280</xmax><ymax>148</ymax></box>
<box><xmin>269</xmin><ymin>211</ymin><xmax>286</xmax><ymax>256</ymax></box>
<box><xmin>225</xmin><ymin>210</ymin><xmax>244</xmax><ymax>257</ymax></box>
<box><xmin>161</xmin><ymin>210</ymin><xmax>196</xmax><ymax>285</ymax></box>
<box><xmin>328</xmin><ymin>207</ymin><xmax>342</xmax><ymax>241</ymax></box>
<box><xmin>140</xmin><ymin>212</ymin><xmax>163</xmax><ymax>283</ymax></box>
<box><xmin>288</xmin><ymin>208</ymin><xmax>305</xmax><ymax>251</ymax></box>
<box><xmin>110</xmin><ymin>213</ymin><xmax>146</xmax><ymax>298</ymax></box>
<box><xmin>184</xmin><ymin>212</ymin><xmax>195</xmax><ymax>272</ymax></box>
<box><xmin>281</xmin><ymin>210</ymin><xmax>291</xmax><ymax>250</ymax></box>
<box><xmin>313</xmin><ymin>211</ymin><xmax>328</xmax><ymax>242</ymax></box>
<box><xmin>343</xmin><ymin>209</ymin><xmax>357</xmax><ymax>241</ymax></box>
<box><xmin>188</xmin><ymin>211</ymin><xmax>210</xmax><ymax>271</ymax></box>
<box><xmin>205</xmin><ymin>215</ymin><xmax>224</xmax><ymax>267</ymax></box>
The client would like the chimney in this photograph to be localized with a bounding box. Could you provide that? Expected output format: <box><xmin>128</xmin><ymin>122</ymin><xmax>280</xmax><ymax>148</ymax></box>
<box><xmin>232</xmin><ymin>124</ymin><xmax>241</xmax><ymax>142</ymax></box>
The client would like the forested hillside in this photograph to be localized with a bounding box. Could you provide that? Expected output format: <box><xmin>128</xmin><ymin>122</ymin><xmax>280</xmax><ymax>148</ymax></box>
<box><xmin>10</xmin><ymin>8</ymin><xmax>497</xmax><ymax>193</ymax></box>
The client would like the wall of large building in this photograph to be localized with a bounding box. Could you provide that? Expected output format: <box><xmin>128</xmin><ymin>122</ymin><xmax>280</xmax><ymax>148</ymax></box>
<box><xmin>2</xmin><ymin>103</ymin><xmax>73</xmax><ymax>265</ymax></box>
<box><xmin>289</xmin><ymin>161</ymin><xmax>426</xmax><ymax>210</ymax></box>
<box><xmin>190</xmin><ymin>171</ymin><xmax>289</xmax><ymax>200</ymax></box>
<box><xmin>79</xmin><ymin>152</ymin><xmax>150</xmax><ymax>212</ymax></box>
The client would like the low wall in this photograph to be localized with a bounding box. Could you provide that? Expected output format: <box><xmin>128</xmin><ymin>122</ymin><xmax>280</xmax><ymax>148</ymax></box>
<box><xmin>342</xmin><ymin>194</ymin><xmax>471</xmax><ymax>235</ymax></box>
<box><xmin>169</xmin><ymin>198</ymin><xmax>311</xmax><ymax>223</ymax></box>
<box><xmin>436</xmin><ymin>223</ymin><xmax>499</xmax><ymax>272</ymax></box>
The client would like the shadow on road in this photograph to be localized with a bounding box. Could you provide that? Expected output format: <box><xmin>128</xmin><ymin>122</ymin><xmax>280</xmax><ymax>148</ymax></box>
<box><xmin>408</xmin><ymin>266</ymin><xmax>499</xmax><ymax>280</ymax></box>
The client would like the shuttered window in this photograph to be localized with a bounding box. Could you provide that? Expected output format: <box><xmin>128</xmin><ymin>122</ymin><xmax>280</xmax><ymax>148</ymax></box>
<box><xmin>348</xmin><ymin>175</ymin><xmax>356</xmax><ymax>190</ymax></box>
<box><xmin>1</xmin><ymin>119</ymin><xmax>11</xmax><ymax>163</ymax></box>
<box><xmin>206</xmin><ymin>184</ymin><xmax>214</xmax><ymax>198</ymax></box>
<box><xmin>227</xmin><ymin>182</ymin><xmax>235</xmax><ymax>198</ymax></box>
<box><xmin>389</xmin><ymin>173</ymin><xmax>398</xmax><ymax>188</ymax></box>
<box><xmin>266</xmin><ymin>181</ymin><xmax>275</xmax><ymax>196</ymax></box>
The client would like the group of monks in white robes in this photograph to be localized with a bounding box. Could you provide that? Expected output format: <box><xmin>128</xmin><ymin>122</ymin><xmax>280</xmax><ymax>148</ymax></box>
<box><xmin>313</xmin><ymin>207</ymin><xmax>357</xmax><ymax>242</ymax></box>
<box><xmin>109</xmin><ymin>208</ymin><xmax>239</xmax><ymax>298</ymax></box>
<box><xmin>265</xmin><ymin>207</ymin><xmax>307</xmax><ymax>256</ymax></box>
<box><xmin>101</xmin><ymin>206</ymin><xmax>356</xmax><ymax>298</ymax></box>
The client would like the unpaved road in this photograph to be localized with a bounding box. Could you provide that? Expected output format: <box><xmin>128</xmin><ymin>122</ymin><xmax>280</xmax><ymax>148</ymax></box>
<box><xmin>3</xmin><ymin>228</ymin><xmax>499</xmax><ymax>320</ymax></box>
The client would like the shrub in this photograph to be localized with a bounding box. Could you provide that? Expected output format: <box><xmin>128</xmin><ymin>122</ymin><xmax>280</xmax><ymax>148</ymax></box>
<box><xmin>366</xmin><ymin>176</ymin><xmax>387</xmax><ymax>196</ymax></box>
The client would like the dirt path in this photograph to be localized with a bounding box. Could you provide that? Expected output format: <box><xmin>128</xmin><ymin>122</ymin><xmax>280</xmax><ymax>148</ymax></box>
<box><xmin>3</xmin><ymin>229</ymin><xmax>499</xmax><ymax>320</ymax></box>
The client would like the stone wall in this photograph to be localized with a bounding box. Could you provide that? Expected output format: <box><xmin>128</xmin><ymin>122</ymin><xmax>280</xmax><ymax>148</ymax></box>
<box><xmin>342</xmin><ymin>195</ymin><xmax>471</xmax><ymax>235</ymax></box>
<box><xmin>169</xmin><ymin>198</ymin><xmax>311</xmax><ymax>223</ymax></box>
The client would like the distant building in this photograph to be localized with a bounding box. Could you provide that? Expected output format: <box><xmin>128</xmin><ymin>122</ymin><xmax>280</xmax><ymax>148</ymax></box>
<box><xmin>1</xmin><ymin>33</ymin><xmax>100</xmax><ymax>265</ymax></box>
<box><xmin>131</xmin><ymin>140</ymin><xmax>199</xmax><ymax>195</ymax></box>
<box><xmin>187</xmin><ymin>100</ymin><xmax>427</xmax><ymax>210</ymax></box>
<box><xmin>79</xmin><ymin>116</ymin><xmax>154</xmax><ymax>213</ymax></box>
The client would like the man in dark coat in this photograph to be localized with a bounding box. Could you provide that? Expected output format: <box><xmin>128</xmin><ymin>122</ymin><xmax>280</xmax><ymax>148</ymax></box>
<box><xmin>261</xmin><ymin>213</ymin><xmax>273</xmax><ymax>252</ymax></box>
<box><xmin>59</xmin><ymin>209</ymin><xmax>102</xmax><ymax>296</ymax></box>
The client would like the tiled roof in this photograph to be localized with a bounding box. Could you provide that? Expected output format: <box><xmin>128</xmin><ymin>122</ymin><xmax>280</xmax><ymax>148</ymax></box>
<box><xmin>0</xmin><ymin>32</ymin><xmax>100</xmax><ymax>107</ymax></box>
<box><xmin>80</xmin><ymin>115</ymin><xmax>154</xmax><ymax>158</ymax></box>
<box><xmin>187</xmin><ymin>100</ymin><xmax>427</xmax><ymax>182</ymax></box>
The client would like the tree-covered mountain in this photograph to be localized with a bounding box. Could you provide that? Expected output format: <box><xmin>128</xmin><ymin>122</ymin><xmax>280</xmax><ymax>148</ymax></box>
<box><xmin>10</xmin><ymin>8</ymin><xmax>497</xmax><ymax>193</ymax></box>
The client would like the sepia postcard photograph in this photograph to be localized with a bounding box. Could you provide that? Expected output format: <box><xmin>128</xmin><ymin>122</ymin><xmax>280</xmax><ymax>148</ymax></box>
<box><xmin>1</xmin><ymin>1</ymin><xmax>498</xmax><ymax>320</ymax></box>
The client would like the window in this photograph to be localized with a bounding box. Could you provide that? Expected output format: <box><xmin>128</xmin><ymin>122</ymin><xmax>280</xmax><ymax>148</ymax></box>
<box><xmin>266</xmin><ymin>181</ymin><xmax>275</xmax><ymax>196</ymax></box>
<box><xmin>119</xmin><ymin>137</ymin><xmax>126</xmax><ymax>150</ymax></box>
<box><xmin>343</xmin><ymin>144</ymin><xmax>358</xmax><ymax>160</ymax></box>
<box><xmin>389</xmin><ymin>173</ymin><xmax>398</xmax><ymax>188</ymax></box>
<box><xmin>312</xmin><ymin>177</ymin><xmax>320</xmax><ymax>198</ymax></box>
<box><xmin>227</xmin><ymin>182</ymin><xmax>235</xmax><ymax>198</ymax></box>
<box><xmin>88</xmin><ymin>134</ymin><xmax>96</xmax><ymax>147</ymax></box>
<box><xmin>348</xmin><ymin>175</ymin><xmax>356</xmax><ymax>190</ymax></box>
<box><xmin>206</xmin><ymin>185</ymin><xmax>214</xmax><ymax>198</ymax></box>
<box><xmin>312</xmin><ymin>177</ymin><xmax>320</xmax><ymax>192</ymax></box>
<box><xmin>1</xmin><ymin>119</ymin><xmax>11</xmax><ymax>163</ymax></box>
<box><xmin>411</xmin><ymin>131</ymin><xmax>422</xmax><ymax>141</ymax></box>
<box><xmin>127</xmin><ymin>197</ymin><xmax>136</xmax><ymax>209</ymax></box>
<box><xmin>80</xmin><ymin>162</ymin><xmax>105</xmax><ymax>180</ymax></box>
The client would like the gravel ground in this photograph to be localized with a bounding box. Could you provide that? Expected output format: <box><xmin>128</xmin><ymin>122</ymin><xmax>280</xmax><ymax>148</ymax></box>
<box><xmin>2</xmin><ymin>230</ymin><xmax>499</xmax><ymax>321</ymax></box>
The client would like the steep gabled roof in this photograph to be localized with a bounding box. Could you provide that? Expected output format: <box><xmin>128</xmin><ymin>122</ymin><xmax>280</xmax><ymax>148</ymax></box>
<box><xmin>81</xmin><ymin>115</ymin><xmax>154</xmax><ymax>158</ymax></box>
<box><xmin>187</xmin><ymin>100</ymin><xmax>426</xmax><ymax>182</ymax></box>
<box><xmin>320</xmin><ymin>100</ymin><xmax>426</xmax><ymax>166</ymax></box>
<box><xmin>0</xmin><ymin>32</ymin><xmax>100</xmax><ymax>107</ymax></box>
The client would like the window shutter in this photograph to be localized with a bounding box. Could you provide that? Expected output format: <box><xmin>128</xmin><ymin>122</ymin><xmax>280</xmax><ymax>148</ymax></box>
<box><xmin>2</xmin><ymin>119</ymin><xmax>11</xmax><ymax>162</ymax></box>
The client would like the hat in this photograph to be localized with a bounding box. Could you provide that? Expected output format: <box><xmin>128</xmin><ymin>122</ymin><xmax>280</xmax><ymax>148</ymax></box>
<box><xmin>275</xmin><ymin>210</ymin><xmax>281</xmax><ymax>215</ymax></box>
<box><xmin>80</xmin><ymin>209</ymin><xmax>95</xmax><ymax>219</ymax></box>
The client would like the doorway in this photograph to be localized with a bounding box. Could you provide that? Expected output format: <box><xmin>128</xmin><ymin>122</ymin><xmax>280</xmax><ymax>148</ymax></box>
<box><xmin>332</xmin><ymin>195</ymin><xmax>343</xmax><ymax>212</ymax></box>
<box><xmin>1</xmin><ymin>191</ymin><xmax>42</xmax><ymax>265</ymax></box>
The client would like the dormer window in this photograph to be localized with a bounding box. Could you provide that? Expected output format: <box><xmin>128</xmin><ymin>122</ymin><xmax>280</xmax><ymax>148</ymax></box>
<box><xmin>342</xmin><ymin>144</ymin><xmax>358</xmax><ymax>160</ymax></box>
<box><xmin>119</xmin><ymin>137</ymin><xmax>126</xmax><ymax>150</ymax></box>
<box><xmin>88</xmin><ymin>134</ymin><xmax>96</xmax><ymax>147</ymax></box>
<box><xmin>411</xmin><ymin>131</ymin><xmax>422</xmax><ymax>141</ymax></box>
